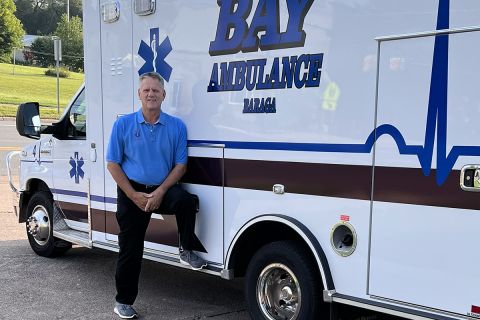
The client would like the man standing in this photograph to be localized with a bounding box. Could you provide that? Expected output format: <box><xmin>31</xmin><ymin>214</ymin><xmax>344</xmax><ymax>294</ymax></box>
<box><xmin>107</xmin><ymin>72</ymin><xmax>207</xmax><ymax>319</ymax></box>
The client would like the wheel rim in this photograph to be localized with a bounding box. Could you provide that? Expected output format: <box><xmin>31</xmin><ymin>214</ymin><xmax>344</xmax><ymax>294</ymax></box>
<box><xmin>26</xmin><ymin>205</ymin><xmax>50</xmax><ymax>245</ymax></box>
<box><xmin>257</xmin><ymin>263</ymin><xmax>301</xmax><ymax>320</ymax></box>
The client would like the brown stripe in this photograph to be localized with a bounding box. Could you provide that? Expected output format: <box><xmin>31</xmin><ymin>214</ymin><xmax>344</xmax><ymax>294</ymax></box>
<box><xmin>222</xmin><ymin>159</ymin><xmax>479</xmax><ymax>210</ymax></box>
<box><xmin>374</xmin><ymin>167</ymin><xmax>480</xmax><ymax>210</ymax></box>
<box><xmin>62</xmin><ymin>159</ymin><xmax>479</xmax><ymax>234</ymax></box>
<box><xmin>103</xmin><ymin>210</ymin><xmax>179</xmax><ymax>246</ymax></box>
<box><xmin>182</xmin><ymin>156</ymin><xmax>223</xmax><ymax>186</ymax></box>
<box><xmin>91</xmin><ymin>208</ymin><xmax>105</xmax><ymax>232</ymax></box>
<box><xmin>145</xmin><ymin>216</ymin><xmax>179</xmax><ymax>247</ymax></box>
<box><xmin>105</xmin><ymin>210</ymin><xmax>119</xmax><ymax>235</ymax></box>
<box><xmin>224</xmin><ymin>159</ymin><xmax>373</xmax><ymax>200</ymax></box>
<box><xmin>57</xmin><ymin>201</ymin><xmax>88</xmax><ymax>223</ymax></box>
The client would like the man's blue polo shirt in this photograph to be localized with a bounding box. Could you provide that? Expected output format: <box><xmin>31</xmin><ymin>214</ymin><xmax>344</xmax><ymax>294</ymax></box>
<box><xmin>106</xmin><ymin>109</ymin><xmax>187</xmax><ymax>186</ymax></box>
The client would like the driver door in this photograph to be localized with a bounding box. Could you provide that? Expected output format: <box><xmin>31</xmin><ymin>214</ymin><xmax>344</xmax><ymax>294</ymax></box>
<box><xmin>52</xmin><ymin>89</ymin><xmax>90</xmax><ymax>231</ymax></box>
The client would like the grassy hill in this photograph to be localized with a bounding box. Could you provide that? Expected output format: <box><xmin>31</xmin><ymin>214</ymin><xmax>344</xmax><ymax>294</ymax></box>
<box><xmin>0</xmin><ymin>63</ymin><xmax>84</xmax><ymax>119</ymax></box>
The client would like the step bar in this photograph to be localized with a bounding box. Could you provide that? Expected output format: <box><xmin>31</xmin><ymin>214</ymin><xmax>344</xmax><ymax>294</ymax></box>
<box><xmin>52</xmin><ymin>203</ymin><xmax>92</xmax><ymax>248</ymax></box>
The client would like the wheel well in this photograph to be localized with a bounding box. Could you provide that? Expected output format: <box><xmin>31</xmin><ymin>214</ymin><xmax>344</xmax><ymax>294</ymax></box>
<box><xmin>228</xmin><ymin>221</ymin><xmax>323</xmax><ymax>284</ymax></box>
<box><xmin>19</xmin><ymin>179</ymin><xmax>52</xmax><ymax>223</ymax></box>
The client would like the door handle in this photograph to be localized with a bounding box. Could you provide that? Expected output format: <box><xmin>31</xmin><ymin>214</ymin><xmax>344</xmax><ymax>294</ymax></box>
<box><xmin>460</xmin><ymin>165</ymin><xmax>480</xmax><ymax>191</ymax></box>
<box><xmin>90</xmin><ymin>142</ymin><xmax>97</xmax><ymax>162</ymax></box>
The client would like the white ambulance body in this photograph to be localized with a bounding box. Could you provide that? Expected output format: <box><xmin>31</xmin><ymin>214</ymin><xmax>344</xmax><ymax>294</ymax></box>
<box><xmin>7</xmin><ymin>0</ymin><xmax>480</xmax><ymax>319</ymax></box>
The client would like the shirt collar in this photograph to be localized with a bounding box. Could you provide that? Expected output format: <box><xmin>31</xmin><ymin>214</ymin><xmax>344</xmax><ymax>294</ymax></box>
<box><xmin>136</xmin><ymin>108</ymin><xmax>165</xmax><ymax>125</ymax></box>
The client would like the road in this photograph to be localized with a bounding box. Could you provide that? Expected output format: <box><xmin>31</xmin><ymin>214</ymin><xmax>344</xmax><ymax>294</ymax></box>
<box><xmin>0</xmin><ymin>119</ymin><xmax>32</xmax><ymax>176</ymax></box>
<box><xmin>0</xmin><ymin>119</ymin><xmax>400</xmax><ymax>320</ymax></box>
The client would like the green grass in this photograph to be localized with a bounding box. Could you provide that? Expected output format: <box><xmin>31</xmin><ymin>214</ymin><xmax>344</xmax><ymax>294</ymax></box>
<box><xmin>0</xmin><ymin>63</ymin><xmax>84</xmax><ymax>119</ymax></box>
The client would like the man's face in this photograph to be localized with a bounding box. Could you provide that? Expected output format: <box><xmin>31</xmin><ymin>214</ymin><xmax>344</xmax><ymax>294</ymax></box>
<box><xmin>138</xmin><ymin>77</ymin><xmax>166</xmax><ymax>112</ymax></box>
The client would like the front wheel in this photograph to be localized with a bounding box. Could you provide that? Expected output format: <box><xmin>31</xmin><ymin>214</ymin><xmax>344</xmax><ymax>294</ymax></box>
<box><xmin>245</xmin><ymin>241</ymin><xmax>327</xmax><ymax>320</ymax></box>
<box><xmin>26</xmin><ymin>192</ymin><xmax>71</xmax><ymax>257</ymax></box>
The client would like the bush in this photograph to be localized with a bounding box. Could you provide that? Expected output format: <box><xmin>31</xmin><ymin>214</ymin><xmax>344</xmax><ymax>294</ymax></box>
<box><xmin>45</xmin><ymin>67</ymin><xmax>70</xmax><ymax>78</ymax></box>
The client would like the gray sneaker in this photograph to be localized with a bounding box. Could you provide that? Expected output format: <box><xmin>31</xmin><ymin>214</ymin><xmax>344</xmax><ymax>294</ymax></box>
<box><xmin>114</xmin><ymin>303</ymin><xmax>138</xmax><ymax>319</ymax></box>
<box><xmin>179</xmin><ymin>250</ymin><xmax>207</xmax><ymax>270</ymax></box>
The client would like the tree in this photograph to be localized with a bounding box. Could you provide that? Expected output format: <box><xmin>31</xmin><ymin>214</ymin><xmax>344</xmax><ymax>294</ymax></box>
<box><xmin>0</xmin><ymin>0</ymin><xmax>25</xmax><ymax>62</ymax></box>
<box><xmin>14</xmin><ymin>0</ymin><xmax>82</xmax><ymax>35</ymax></box>
<box><xmin>30</xmin><ymin>36</ymin><xmax>54</xmax><ymax>67</ymax></box>
<box><xmin>30</xmin><ymin>14</ymin><xmax>83</xmax><ymax>71</ymax></box>
<box><xmin>54</xmin><ymin>14</ymin><xmax>83</xmax><ymax>71</ymax></box>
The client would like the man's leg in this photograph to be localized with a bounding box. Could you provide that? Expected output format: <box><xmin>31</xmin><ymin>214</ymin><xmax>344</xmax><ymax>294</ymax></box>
<box><xmin>159</xmin><ymin>184</ymin><xmax>197</xmax><ymax>250</ymax></box>
<box><xmin>115</xmin><ymin>187</ymin><xmax>152</xmax><ymax>305</ymax></box>
<box><xmin>159</xmin><ymin>185</ymin><xmax>206</xmax><ymax>270</ymax></box>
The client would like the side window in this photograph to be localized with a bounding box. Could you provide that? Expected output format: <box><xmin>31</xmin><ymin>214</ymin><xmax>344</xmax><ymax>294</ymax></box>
<box><xmin>68</xmin><ymin>90</ymin><xmax>86</xmax><ymax>139</ymax></box>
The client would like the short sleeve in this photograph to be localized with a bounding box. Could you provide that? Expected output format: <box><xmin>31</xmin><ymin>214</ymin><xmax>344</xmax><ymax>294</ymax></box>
<box><xmin>106</xmin><ymin>118</ymin><xmax>124</xmax><ymax>164</ymax></box>
<box><xmin>175</xmin><ymin>120</ymin><xmax>188</xmax><ymax>165</ymax></box>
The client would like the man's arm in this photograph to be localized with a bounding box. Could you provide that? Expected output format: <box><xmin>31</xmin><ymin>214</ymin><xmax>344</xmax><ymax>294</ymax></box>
<box><xmin>107</xmin><ymin>162</ymin><xmax>151</xmax><ymax>211</ymax></box>
<box><xmin>144</xmin><ymin>163</ymin><xmax>187</xmax><ymax>212</ymax></box>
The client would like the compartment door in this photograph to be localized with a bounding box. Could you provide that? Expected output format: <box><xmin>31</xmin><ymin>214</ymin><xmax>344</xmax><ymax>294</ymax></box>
<box><xmin>369</xmin><ymin>31</ymin><xmax>480</xmax><ymax>316</ymax></box>
<box><xmin>99</xmin><ymin>0</ymin><xmax>135</xmax><ymax>241</ymax></box>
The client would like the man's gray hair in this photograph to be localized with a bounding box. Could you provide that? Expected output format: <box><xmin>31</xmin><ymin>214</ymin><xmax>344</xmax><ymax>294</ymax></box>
<box><xmin>139</xmin><ymin>71</ymin><xmax>165</xmax><ymax>87</ymax></box>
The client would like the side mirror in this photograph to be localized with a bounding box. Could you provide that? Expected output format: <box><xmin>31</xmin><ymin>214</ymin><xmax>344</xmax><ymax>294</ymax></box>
<box><xmin>16</xmin><ymin>102</ymin><xmax>41</xmax><ymax>139</ymax></box>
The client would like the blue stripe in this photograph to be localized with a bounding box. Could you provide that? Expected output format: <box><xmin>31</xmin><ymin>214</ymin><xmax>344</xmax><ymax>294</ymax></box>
<box><xmin>51</xmin><ymin>188</ymin><xmax>87</xmax><ymax>198</ymax></box>
<box><xmin>90</xmin><ymin>195</ymin><xmax>117</xmax><ymax>204</ymax></box>
<box><xmin>189</xmin><ymin>140</ymin><xmax>371</xmax><ymax>153</ymax></box>
<box><xmin>52</xmin><ymin>189</ymin><xmax>117</xmax><ymax>204</ymax></box>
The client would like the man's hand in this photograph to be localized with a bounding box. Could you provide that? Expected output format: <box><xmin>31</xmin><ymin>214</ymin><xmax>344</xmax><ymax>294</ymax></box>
<box><xmin>129</xmin><ymin>191</ymin><xmax>153</xmax><ymax>212</ymax></box>
<box><xmin>144</xmin><ymin>188</ymin><xmax>166</xmax><ymax>212</ymax></box>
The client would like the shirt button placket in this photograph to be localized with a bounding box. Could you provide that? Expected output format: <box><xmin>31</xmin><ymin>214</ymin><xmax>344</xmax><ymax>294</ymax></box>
<box><xmin>150</xmin><ymin>124</ymin><xmax>155</xmax><ymax>141</ymax></box>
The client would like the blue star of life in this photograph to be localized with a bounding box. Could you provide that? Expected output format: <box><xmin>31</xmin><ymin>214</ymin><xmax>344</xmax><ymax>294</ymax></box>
<box><xmin>69</xmin><ymin>152</ymin><xmax>85</xmax><ymax>184</ymax></box>
<box><xmin>138</xmin><ymin>27</ymin><xmax>172</xmax><ymax>81</ymax></box>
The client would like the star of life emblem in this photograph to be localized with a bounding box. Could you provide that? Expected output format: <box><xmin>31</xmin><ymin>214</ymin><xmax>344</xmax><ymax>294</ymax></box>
<box><xmin>138</xmin><ymin>27</ymin><xmax>172</xmax><ymax>81</ymax></box>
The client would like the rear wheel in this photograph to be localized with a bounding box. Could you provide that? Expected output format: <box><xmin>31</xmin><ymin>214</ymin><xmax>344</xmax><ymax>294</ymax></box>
<box><xmin>26</xmin><ymin>192</ymin><xmax>71</xmax><ymax>257</ymax></box>
<box><xmin>245</xmin><ymin>241</ymin><xmax>327</xmax><ymax>320</ymax></box>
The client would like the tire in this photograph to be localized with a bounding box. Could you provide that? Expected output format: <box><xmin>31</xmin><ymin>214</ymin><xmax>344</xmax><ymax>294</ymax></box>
<box><xmin>25</xmin><ymin>192</ymin><xmax>72</xmax><ymax>257</ymax></box>
<box><xmin>245</xmin><ymin>241</ymin><xmax>327</xmax><ymax>320</ymax></box>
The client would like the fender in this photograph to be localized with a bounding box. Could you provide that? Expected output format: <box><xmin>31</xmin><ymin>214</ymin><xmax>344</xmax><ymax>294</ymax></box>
<box><xmin>225</xmin><ymin>214</ymin><xmax>335</xmax><ymax>291</ymax></box>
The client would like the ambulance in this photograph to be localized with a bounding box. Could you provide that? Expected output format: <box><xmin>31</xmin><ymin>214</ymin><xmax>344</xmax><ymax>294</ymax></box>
<box><xmin>7</xmin><ymin>0</ymin><xmax>480</xmax><ymax>319</ymax></box>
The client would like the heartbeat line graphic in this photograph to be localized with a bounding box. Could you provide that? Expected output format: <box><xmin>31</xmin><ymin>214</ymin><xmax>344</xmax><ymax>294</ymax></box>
<box><xmin>366</xmin><ymin>0</ymin><xmax>480</xmax><ymax>186</ymax></box>
<box><xmin>190</xmin><ymin>0</ymin><xmax>480</xmax><ymax>186</ymax></box>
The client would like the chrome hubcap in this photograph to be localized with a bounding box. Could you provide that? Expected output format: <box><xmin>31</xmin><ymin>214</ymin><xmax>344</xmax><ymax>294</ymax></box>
<box><xmin>257</xmin><ymin>263</ymin><xmax>301</xmax><ymax>320</ymax></box>
<box><xmin>26</xmin><ymin>205</ymin><xmax>50</xmax><ymax>245</ymax></box>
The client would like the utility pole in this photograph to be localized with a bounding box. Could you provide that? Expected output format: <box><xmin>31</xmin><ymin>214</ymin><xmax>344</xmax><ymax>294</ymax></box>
<box><xmin>12</xmin><ymin>48</ymin><xmax>16</xmax><ymax>75</ymax></box>
<box><xmin>53</xmin><ymin>37</ymin><xmax>62</xmax><ymax>114</ymax></box>
<box><xmin>67</xmin><ymin>0</ymin><xmax>70</xmax><ymax>22</ymax></box>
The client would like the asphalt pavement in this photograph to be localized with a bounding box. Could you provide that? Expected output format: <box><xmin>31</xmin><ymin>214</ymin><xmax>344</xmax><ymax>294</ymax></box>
<box><xmin>0</xmin><ymin>175</ymin><xmax>249</xmax><ymax>320</ymax></box>
<box><xmin>0</xmin><ymin>119</ymin><xmax>250</xmax><ymax>320</ymax></box>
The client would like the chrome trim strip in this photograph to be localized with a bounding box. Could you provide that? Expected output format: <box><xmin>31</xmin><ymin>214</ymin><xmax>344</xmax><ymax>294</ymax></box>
<box><xmin>188</xmin><ymin>143</ymin><xmax>226</xmax><ymax>148</ymax></box>
<box><xmin>333</xmin><ymin>294</ymin><xmax>462</xmax><ymax>320</ymax></box>
<box><xmin>370</xmin><ymin>295</ymin><xmax>473</xmax><ymax>320</ymax></box>
<box><xmin>93</xmin><ymin>241</ymin><xmax>225</xmax><ymax>277</ymax></box>
<box><xmin>6</xmin><ymin>151</ymin><xmax>22</xmax><ymax>194</ymax></box>
<box><xmin>87</xmin><ymin>178</ymin><xmax>92</xmax><ymax>242</ymax></box>
<box><xmin>376</xmin><ymin>26</ymin><xmax>480</xmax><ymax>42</ymax></box>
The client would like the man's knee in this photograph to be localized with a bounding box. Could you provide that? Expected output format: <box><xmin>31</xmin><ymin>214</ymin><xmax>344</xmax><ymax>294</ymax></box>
<box><xmin>166</xmin><ymin>185</ymin><xmax>199</xmax><ymax>214</ymax></box>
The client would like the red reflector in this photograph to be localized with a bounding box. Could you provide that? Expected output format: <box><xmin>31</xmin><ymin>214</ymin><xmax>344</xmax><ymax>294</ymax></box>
<box><xmin>472</xmin><ymin>305</ymin><xmax>480</xmax><ymax>314</ymax></box>
<box><xmin>340</xmin><ymin>215</ymin><xmax>350</xmax><ymax>221</ymax></box>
